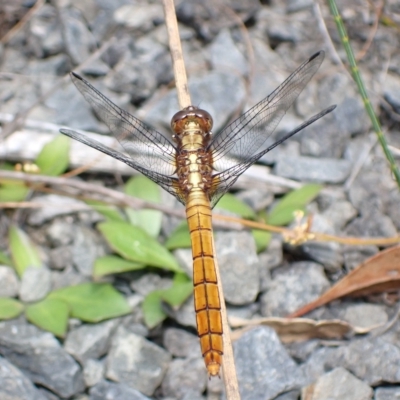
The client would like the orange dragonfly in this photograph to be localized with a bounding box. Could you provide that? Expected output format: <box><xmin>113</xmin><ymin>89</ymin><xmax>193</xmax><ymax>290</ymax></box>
<box><xmin>60</xmin><ymin>51</ymin><xmax>335</xmax><ymax>376</ymax></box>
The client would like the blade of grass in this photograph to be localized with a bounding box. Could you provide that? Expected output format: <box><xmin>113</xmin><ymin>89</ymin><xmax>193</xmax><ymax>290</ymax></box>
<box><xmin>328</xmin><ymin>0</ymin><xmax>400</xmax><ymax>189</ymax></box>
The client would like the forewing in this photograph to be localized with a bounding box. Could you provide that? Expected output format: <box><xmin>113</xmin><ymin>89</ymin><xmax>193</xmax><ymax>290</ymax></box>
<box><xmin>60</xmin><ymin>128</ymin><xmax>185</xmax><ymax>204</ymax></box>
<box><xmin>209</xmin><ymin>51</ymin><xmax>325</xmax><ymax>172</ymax></box>
<box><xmin>209</xmin><ymin>105</ymin><xmax>336</xmax><ymax>207</ymax></box>
<box><xmin>70</xmin><ymin>72</ymin><xmax>177</xmax><ymax>177</ymax></box>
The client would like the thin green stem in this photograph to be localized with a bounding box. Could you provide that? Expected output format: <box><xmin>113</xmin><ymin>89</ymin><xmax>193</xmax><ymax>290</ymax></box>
<box><xmin>328</xmin><ymin>0</ymin><xmax>400</xmax><ymax>188</ymax></box>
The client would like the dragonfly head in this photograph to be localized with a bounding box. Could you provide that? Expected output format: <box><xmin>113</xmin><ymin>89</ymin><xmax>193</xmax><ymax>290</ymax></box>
<box><xmin>171</xmin><ymin>106</ymin><xmax>213</xmax><ymax>137</ymax></box>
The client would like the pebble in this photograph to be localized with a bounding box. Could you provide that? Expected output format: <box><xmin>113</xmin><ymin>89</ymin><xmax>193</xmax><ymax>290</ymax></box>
<box><xmin>106</xmin><ymin>326</ymin><xmax>171</xmax><ymax>396</ymax></box>
<box><xmin>260</xmin><ymin>261</ymin><xmax>330</xmax><ymax>317</ymax></box>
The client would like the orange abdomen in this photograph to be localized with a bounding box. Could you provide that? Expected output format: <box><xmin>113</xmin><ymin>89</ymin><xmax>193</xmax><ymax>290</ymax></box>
<box><xmin>186</xmin><ymin>192</ymin><xmax>223</xmax><ymax>376</ymax></box>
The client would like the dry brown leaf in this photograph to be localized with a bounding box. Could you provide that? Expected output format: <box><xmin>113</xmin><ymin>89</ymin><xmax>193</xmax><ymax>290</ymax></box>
<box><xmin>229</xmin><ymin>316</ymin><xmax>358</xmax><ymax>343</ymax></box>
<box><xmin>288</xmin><ymin>245</ymin><xmax>400</xmax><ymax>318</ymax></box>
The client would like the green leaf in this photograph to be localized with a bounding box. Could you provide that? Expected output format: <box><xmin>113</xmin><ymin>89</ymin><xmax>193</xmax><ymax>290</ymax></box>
<box><xmin>0</xmin><ymin>250</ymin><xmax>13</xmax><ymax>267</ymax></box>
<box><xmin>9</xmin><ymin>226</ymin><xmax>42</xmax><ymax>277</ymax></box>
<box><xmin>93</xmin><ymin>255</ymin><xmax>145</xmax><ymax>279</ymax></box>
<box><xmin>35</xmin><ymin>135</ymin><xmax>70</xmax><ymax>176</ymax></box>
<box><xmin>161</xmin><ymin>273</ymin><xmax>192</xmax><ymax>307</ymax></box>
<box><xmin>215</xmin><ymin>193</ymin><xmax>256</xmax><ymax>219</ymax></box>
<box><xmin>25</xmin><ymin>298</ymin><xmax>69</xmax><ymax>338</ymax></box>
<box><xmin>142</xmin><ymin>273</ymin><xmax>192</xmax><ymax>329</ymax></box>
<box><xmin>49</xmin><ymin>282</ymin><xmax>131</xmax><ymax>322</ymax></box>
<box><xmin>98</xmin><ymin>221</ymin><xmax>181</xmax><ymax>272</ymax></box>
<box><xmin>86</xmin><ymin>200</ymin><xmax>125</xmax><ymax>222</ymax></box>
<box><xmin>142</xmin><ymin>290</ymin><xmax>166</xmax><ymax>329</ymax></box>
<box><xmin>252</xmin><ymin>229</ymin><xmax>272</xmax><ymax>253</ymax></box>
<box><xmin>0</xmin><ymin>297</ymin><xmax>24</xmax><ymax>320</ymax></box>
<box><xmin>125</xmin><ymin>176</ymin><xmax>162</xmax><ymax>237</ymax></box>
<box><xmin>165</xmin><ymin>221</ymin><xmax>191</xmax><ymax>250</ymax></box>
<box><xmin>0</xmin><ymin>184</ymin><xmax>29</xmax><ymax>202</ymax></box>
<box><xmin>267</xmin><ymin>184</ymin><xmax>322</xmax><ymax>226</ymax></box>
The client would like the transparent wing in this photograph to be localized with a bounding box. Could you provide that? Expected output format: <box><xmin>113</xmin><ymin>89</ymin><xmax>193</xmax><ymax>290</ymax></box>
<box><xmin>209</xmin><ymin>106</ymin><xmax>336</xmax><ymax>208</ymax></box>
<box><xmin>69</xmin><ymin>72</ymin><xmax>177</xmax><ymax>177</ymax></box>
<box><xmin>209</xmin><ymin>51</ymin><xmax>325</xmax><ymax>172</ymax></box>
<box><xmin>60</xmin><ymin>128</ymin><xmax>185</xmax><ymax>204</ymax></box>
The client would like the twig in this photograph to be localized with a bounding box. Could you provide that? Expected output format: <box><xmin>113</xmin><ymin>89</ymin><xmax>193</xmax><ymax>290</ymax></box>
<box><xmin>162</xmin><ymin>0</ymin><xmax>191</xmax><ymax>109</ymax></box>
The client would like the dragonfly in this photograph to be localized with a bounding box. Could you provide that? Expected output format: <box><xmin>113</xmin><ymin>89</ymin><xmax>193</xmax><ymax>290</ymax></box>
<box><xmin>60</xmin><ymin>50</ymin><xmax>335</xmax><ymax>377</ymax></box>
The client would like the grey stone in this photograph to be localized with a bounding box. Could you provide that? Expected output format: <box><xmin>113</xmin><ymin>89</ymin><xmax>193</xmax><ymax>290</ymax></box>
<box><xmin>345</xmin><ymin>210</ymin><xmax>397</xmax><ymax>239</ymax></box>
<box><xmin>383</xmin><ymin>72</ymin><xmax>400</xmax><ymax>113</ymax></box>
<box><xmin>163</xmin><ymin>328</ymin><xmax>201</xmax><ymax>359</ymax></box>
<box><xmin>19</xmin><ymin>266</ymin><xmax>51</xmax><ymax>302</ymax></box>
<box><xmin>27</xmin><ymin>5</ymin><xmax>63</xmax><ymax>57</ymax></box>
<box><xmin>71</xmin><ymin>226</ymin><xmax>106</xmax><ymax>277</ymax></box>
<box><xmin>285</xmin><ymin>340</ymin><xmax>320</xmax><ymax>363</ymax></box>
<box><xmin>303</xmin><ymin>367</ymin><xmax>372</xmax><ymax>400</ymax></box>
<box><xmin>339</xmin><ymin>337</ymin><xmax>400</xmax><ymax>385</ymax></box>
<box><xmin>0</xmin><ymin>266</ymin><xmax>19</xmax><ymax>297</ymax></box>
<box><xmin>300</xmin><ymin>346</ymin><xmax>343</xmax><ymax>385</ymax></box>
<box><xmin>208</xmin><ymin>29</ymin><xmax>248</xmax><ymax>76</ymax></box>
<box><xmin>46</xmin><ymin>218</ymin><xmax>76</xmax><ymax>247</ymax></box>
<box><xmin>51</xmin><ymin>265</ymin><xmax>90</xmax><ymax>291</ymax></box>
<box><xmin>274</xmin><ymin>156</ymin><xmax>351</xmax><ymax>183</ymax></box>
<box><xmin>0</xmin><ymin>356</ymin><xmax>47</xmax><ymax>400</ymax></box>
<box><xmin>374</xmin><ymin>387</ymin><xmax>400</xmax><ymax>400</ymax></box>
<box><xmin>274</xmin><ymin>390</ymin><xmax>300</xmax><ymax>400</ymax></box>
<box><xmin>83</xmin><ymin>359</ymin><xmax>105</xmax><ymax>387</ymax></box>
<box><xmin>113</xmin><ymin>4</ymin><xmax>163</xmax><ymax>31</ymax></box>
<box><xmin>60</xmin><ymin>8</ymin><xmax>96</xmax><ymax>65</ymax></box>
<box><xmin>27</xmin><ymin>195</ymin><xmax>92</xmax><ymax>226</ymax></box>
<box><xmin>89</xmin><ymin>380</ymin><xmax>151</xmax><ymax>400</ymax></box>
<box><xmin>65</xmin><ymin>319</ymin><xmax>119</xmax><ymax>364</ymax></box>
<box><xmin>321</xmin><ymin>200</ymin><xmax>357</xmax><ymax>231</ymax></box>
<box><xmin>215</xmin><ymin>231</ymin><xmax>260</xmax><ymax>305</ymax></box>
<box><xmin>0</xmin><ymin>320</ymin><xmax>85</xmax><ymax>398</ymax></box>
<box><xmin>145</xmin><ymin>70</ymin><xmax>246</xmax><ymax>135</ymax></box>
<box><xmin>106</xmin><ymin>326</ymin><xmax>171</xmax><ymax>396</ymax></box>
<box><xmin>236</xmin><ymin>187</ymin><xmax>274</xmax><ymax>212</ymax></box>
<box><xmin>130</xmin><ymin>273</ymin><xmax>173</xmax><ymax>297</ymax></box>
<box><xmin>342</xmin><ymin>245</ymin><xmax>379</xmax><ymax>271</ymax></box>
<box><xmin>260</xmin><ymin>262</ymin><xmax>330</xmax><ymax>317</ymax></box>
<box><xmin>171</xmin><ymin>295</ymin><xmax>196</xmax><ymax>329</ymax></box>
<box><xmin>340</xmin><ymin>304</ymin><xmax>388</xmax><ymax>329</ymax></box>
<box><xmin>48</xmin><ymin>246</ymin><xmax>73</xmax><ymax>270</ymax></box>
<box><xmin>161</xmin><ymin>357</ymin><xmax>207</xmax><ymax>400</ymax></box>
<box><xmin>301</xmin><ymin>241</ymin><xmax>343</xmax><ymax>274</ymax></box>
<box><xmin>234</xmin><ymin>327</ymin><xmax>306</xmax><ymax>400</ymax></box>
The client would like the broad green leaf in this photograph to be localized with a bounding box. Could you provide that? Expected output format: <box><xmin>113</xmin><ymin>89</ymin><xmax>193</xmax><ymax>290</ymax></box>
<box><xmin>86</xmin><ymin>200</ymin><xmax>125</xmax><ymax>222</ymax></box>
<box><xmin>98</xmin><ymin>221</ymin><xmax>181</xmax><ymax>272</ymax></box>
<box><xmin>125</xmin><ymin>176</ymin><xmax>162</xmax><ymax>237</ymax></box>
<box><xmin>93</xmin><ymin>255</ymin><xmax>145</xmax><ymax>279</ymax></box>
<box><xmin>25</xmin><ymin>298</ymin><xmax>69</xmax><ymax>338</ymax></box>
<box><xmin>142</xmin><ymin>273</ymin><xmax>192</xmax><ymax>329</ymax></box>
<box><xmin>267</xmin><ymin>205</ymin><xmax>305</xmax><ymax>226</ymax></box>
<box><xmin>0</xmin><ymin>297</ymin><xmax>24</xmax><ymax>320</ymax></box>
<box><xmin>0</xmin><ymin>183</ymin><xmax>29</xmax><ymax>202</ymax></box>
<box><xmin>267</xmin><ymin>184</ymin><xmax>322</xmax><ymax>226</ymax></box>
<box><xmin>125</xmin><ymin>175</ymin><xmax>162</xmax><ymax>237</ymax></box>
<box><xmin>252</xmin><ymin>229</ymin><xmax>272</xmax><ymax>253</ymax></box>
<box><xmin>35</xmin><ymin>135</ymin><xmax>70</xmax><ymax>176</ymax></box>
<box><xmin>126</xmin><ymin>209</ymin><xmax>163</xmax><ymax>238</ymax></box>
<box><xmin>142</xmin><ymin>290</ymin><xmax>166</xmax><ymax>329</ymax></box>
<box><xmin>0</xmin><ymin>250</ymin><xmax>13</xmax><ymax>266</ymax></box>
<box><xmin>161</xmin><ymin>273</ymin><xmax>192</xmax><ymax>307</ymax></box>
<box><xmin>215</xmin><ymin>193</ymin><xmax>256</xmax><ymax>219</ymax></box>
<box><xmin>165</xmin><ymin>221</ymin><xmax>191</xmax><ymax>250</ymax></box>
<box><xmin>49</xmin><ymin>282</ymin><xmax>131</xmax><ymax>322</ymax></box>
<box><xmin>9</xmin><ymin>226</ymin><xmax>42</xmax><ymax>277</ymax></box>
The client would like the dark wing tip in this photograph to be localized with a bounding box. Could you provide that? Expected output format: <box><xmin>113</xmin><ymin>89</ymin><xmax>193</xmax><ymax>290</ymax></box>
<box><xmin>326</xmin><ymin>104</ymin><xmax>337</xmax><ymax>113</ymax></box>
<box><xmin>71</xmin><ymin>71</ymin><xmax>83</xmax><ymax>80</ymax></box>
<box><xmin>309</xmin><ymin>50</ymin><xmax>324</xmax><ymax>62</ymax></box>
